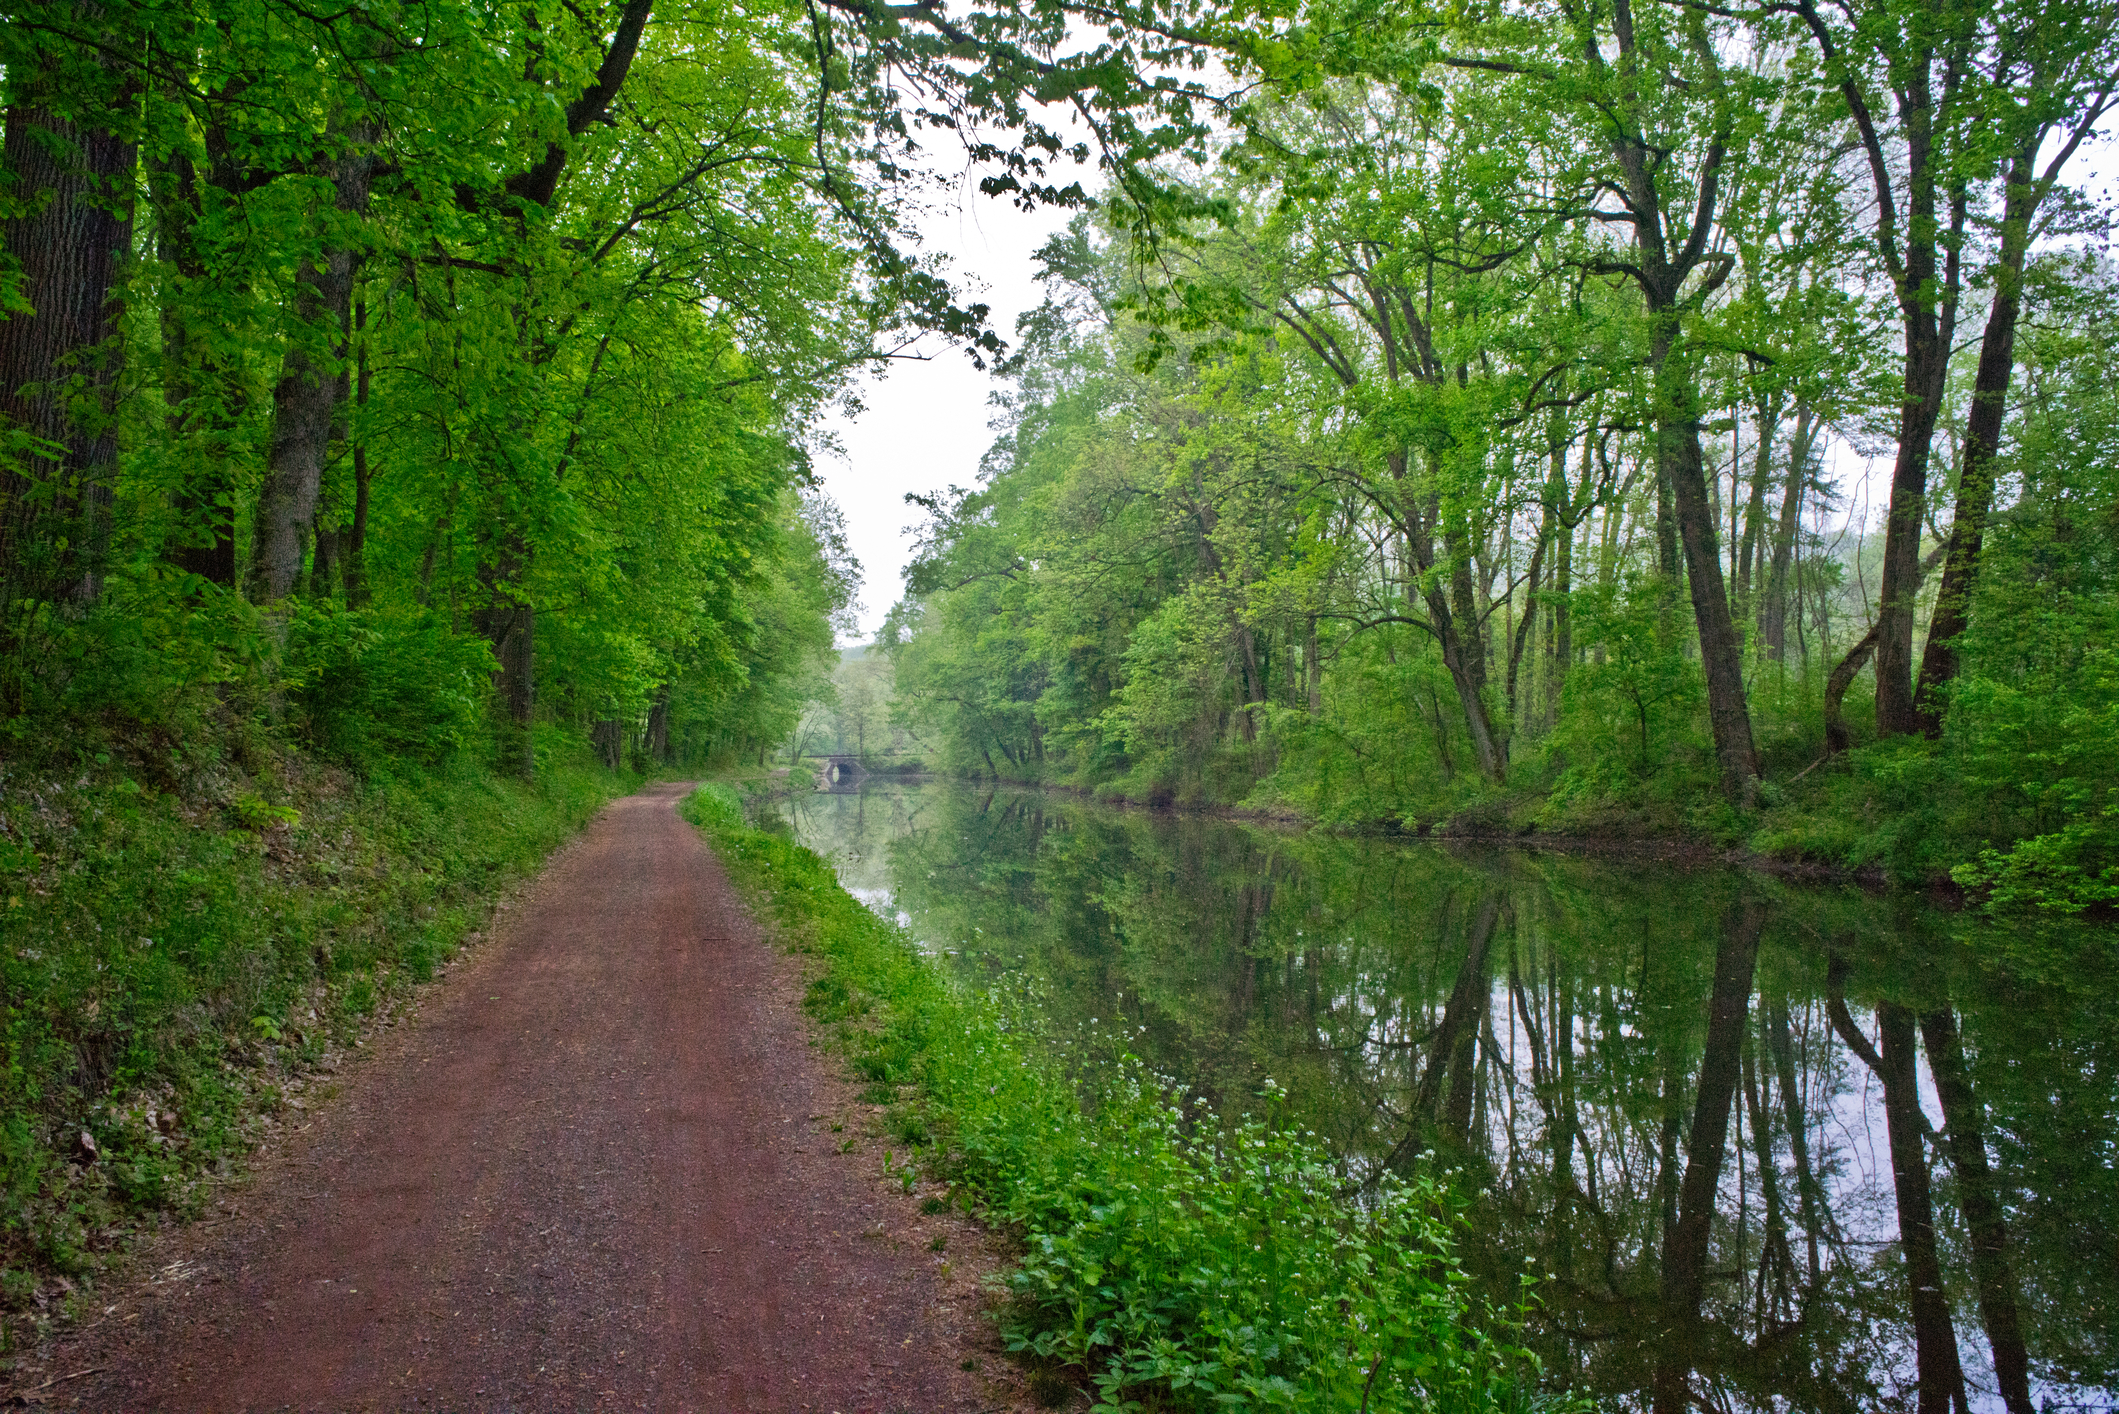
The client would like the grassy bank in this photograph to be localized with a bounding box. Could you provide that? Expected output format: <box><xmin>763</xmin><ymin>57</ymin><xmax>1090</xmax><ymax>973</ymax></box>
<box><xmin>0</xmin><ymin>745</ymin><xmax>625</xmax><ymax>1334</ymax></box>
<box><xmin>681</xmin><ymin>782</ymin><xmax>1564</xmax><ymax>1413</ymax></box>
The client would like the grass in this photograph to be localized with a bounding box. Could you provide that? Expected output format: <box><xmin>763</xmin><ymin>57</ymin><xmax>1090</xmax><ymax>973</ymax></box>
<box><xmin>0</xmin><ymin>743</ymin><xmax>624</xmax><ymax>1340</ymax></box>
<box><xmin>681</xmin><ymin>780</ymin><xmax>1570</xmax><ymax>1414</ymax></box>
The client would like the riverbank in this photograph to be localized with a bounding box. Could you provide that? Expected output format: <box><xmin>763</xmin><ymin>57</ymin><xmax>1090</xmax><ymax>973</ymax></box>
<box><xmin>682</xmin><ymin>781</ymin><xmax>1570</xmax><ymax>1413</ymax></box>
<box><xmin>854</xmin><ymin>740</ymin><xmax>2067</xmax><ymax>906</ymax></box>
<box><xmin>0</xmin><ymin>744</ymin><xmax>623</xmax><ymax>1343</ymax></box>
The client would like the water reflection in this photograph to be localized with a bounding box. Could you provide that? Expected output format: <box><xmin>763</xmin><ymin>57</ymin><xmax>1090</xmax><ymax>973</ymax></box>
<box><xmin>782</xmin><ymin>782</ymin><xmax>2118</xmax><ymax>1413</ymax></box>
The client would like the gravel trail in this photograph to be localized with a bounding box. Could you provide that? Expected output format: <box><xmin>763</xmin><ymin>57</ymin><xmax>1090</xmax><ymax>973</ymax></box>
<box><xmin>59</xmin><ymin>782</ymin><xmax>1012</xmax><ymax>1412</ymax></box>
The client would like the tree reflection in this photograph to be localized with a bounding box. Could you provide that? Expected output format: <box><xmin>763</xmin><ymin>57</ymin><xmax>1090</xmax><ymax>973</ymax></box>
<box><xmin>788</xmin><ymin>783</ymin><xmax>2118</xmax><ymax>1412</ymax></box>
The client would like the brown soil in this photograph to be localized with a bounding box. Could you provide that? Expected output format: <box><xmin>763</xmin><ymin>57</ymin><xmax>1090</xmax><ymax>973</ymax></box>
<box><xmin>29</xmin><ymin>783</ymin><xmax>1032</xmax><ymax>1412</ymax></box>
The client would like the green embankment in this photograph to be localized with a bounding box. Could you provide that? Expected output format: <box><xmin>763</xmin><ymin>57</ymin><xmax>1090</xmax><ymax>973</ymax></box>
<box><xmin>681</xmin><ymin>781</ymin><xmax>1568</xmax><ymax>1414</ymax></box>
<box><xmin>0</xmin><ymin>750</ymin><xmax>624</xmax><ymax>1325</ymax></box>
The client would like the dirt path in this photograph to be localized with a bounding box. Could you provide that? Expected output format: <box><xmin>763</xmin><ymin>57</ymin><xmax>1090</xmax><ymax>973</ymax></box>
<box><xmin>55</xmin><ymin>783</ymin><xmax>1020</xmax><ymax>1412</ymax></box>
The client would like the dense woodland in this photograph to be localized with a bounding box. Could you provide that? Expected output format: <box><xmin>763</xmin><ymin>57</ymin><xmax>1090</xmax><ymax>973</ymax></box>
<box><xmin>0</xmin><ymin>0</ymin><xmax>914</xmax><ymax>779</ymax></box>
<box><xmin>873</xmin><ymin>3</ymin><xmax>2119</xmax><ymax>911</ymax></box>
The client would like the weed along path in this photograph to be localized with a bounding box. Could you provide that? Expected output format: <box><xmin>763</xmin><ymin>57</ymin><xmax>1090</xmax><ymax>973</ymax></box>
<box><xmin>60</xmin><ymin>782</ymin><xmax>1015</xmax><ymax>1412</ymax></box>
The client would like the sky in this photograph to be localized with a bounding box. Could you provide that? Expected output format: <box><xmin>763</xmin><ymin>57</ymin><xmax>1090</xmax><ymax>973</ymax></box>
<box><xmin>814</xmin><ymin>185</ymin><xmax>1076</xmax><ymax>643</ymax></box>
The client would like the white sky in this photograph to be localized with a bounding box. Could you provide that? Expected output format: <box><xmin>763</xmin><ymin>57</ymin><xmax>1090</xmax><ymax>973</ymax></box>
<box><xmin>816</xmin><ymin>185</ymin><xmax>1076</xmax><ymax>643</ymax></box>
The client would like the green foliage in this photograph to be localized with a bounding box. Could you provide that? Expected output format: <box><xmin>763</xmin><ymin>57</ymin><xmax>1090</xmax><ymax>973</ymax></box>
<box><xmin>1542</xmin><ymin>575</ymin><xmax>1709</xmax><ymax>812</ymax></box>
<box><xmin>682</xmin><ymin>785</ymin><xmax>1567</xmax><ymax>1412</ymax></box>
<box><xmin>285</xmin><ymin>604</ymin><xmax>494</xmax><ymax>767</ymax></box>
<box><xmin>685</xmin><ymin>780</ymin><xmax>748</xmax><ymax>832</ymax></box>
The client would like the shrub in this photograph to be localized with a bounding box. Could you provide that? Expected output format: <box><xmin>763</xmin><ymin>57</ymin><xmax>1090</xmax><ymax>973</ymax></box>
<box><xmin>285</xmin><ymin>604</ymin><xmax>493</xmax><ymax>768</ymax></box>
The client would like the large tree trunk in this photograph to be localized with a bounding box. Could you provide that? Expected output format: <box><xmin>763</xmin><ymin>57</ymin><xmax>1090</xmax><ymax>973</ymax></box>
<box><xmin>1919</xmin><ymin>1007</ymin><xmax>2033</xmax><ymax>1414</ymax></box>
<box><xmin>1867</xmin><ymin>330</ymin><xmax>1950</xmax><ymax>738</ymax></box>
<box><xmin>249</xmin><ymin>139</ymin><xmax>372</xmax><ymax>603</ymax></box>
<box><xmin>1648</xmin><ymin>895</ymin><xmax>1766</xmax><ymax>1414</ymax></box>
<box><xmin>1913</xmin><ymin>145</ymin><xmax>2038</xmax><ymax>736</ymax></box>
<box><xmin>1653</xmin><ymin>330</ymin><xmax>1760</xmax><ymax>800</ymax></box>
<box><xmin>0</xmin><ymin>41</ymin><xmax>137</xmax><ymax>607</ymax></box>
<box><xmin>1850</xmin><ymin>104</ymin><xmax>1964</xmax><ymax>741</ymax></box>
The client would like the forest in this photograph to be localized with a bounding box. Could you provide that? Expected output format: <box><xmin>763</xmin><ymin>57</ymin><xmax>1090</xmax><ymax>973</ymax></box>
<box><xmin>0</xmin><ymin>0</ymin><xmax>901</xmax><ymax>779</ymax></box>
<box><xmin>879</xmin><ymin>1</ymin><xmax>2119</xmax><ymax>912</ymax></box>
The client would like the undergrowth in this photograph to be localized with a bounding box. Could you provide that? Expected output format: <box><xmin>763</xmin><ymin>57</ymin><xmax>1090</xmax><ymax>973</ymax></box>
<box><xmin>682</xmin><ymin>781</ymin><xmax>1568</xmax><ymax>1413</ymax></box>
<box><xmin>0</xmin><ymin>740</ymin><xmax>623</xmax><ymax>1339</ymax></box>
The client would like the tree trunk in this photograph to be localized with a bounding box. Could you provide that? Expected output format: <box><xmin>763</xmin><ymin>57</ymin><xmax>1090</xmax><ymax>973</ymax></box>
<box><xmin>477</xmin><ymin>566</ymin><xmax>536</xmax><ymax>779</ymax></box>
<box><xmin>1919</xmin><ymin>1007</ymin><xmax>2033</xmax><ymax>1414</ymax></box>
<box><xmin>1758</xmin><ymin>406</ymin><xmax>1816</xmax><ymax>662</ymax></box>
<box><xmin>1549</xmin><ymin>502</ymin><xmax>1573</xmax><ymax>729</ymax></box>
<box><xmin>1654</xmin><ymin>330</ymin><xmax>1760</xmax><ymax>800</ymax></box>
<box><xmin>1827</xmin><ymin>542</ymin><xmax>1949</xmax><ymax>751</ymax></box>
<box><xmin>1393</xmin><ymin>453</ymin><xmax>1506</xmax><ymax>782</ymax></box>
<box><xmin>1303</xmin><ymin>614</ymin><xmax>1321</xmax><ymax>718</ymax></box>
<box><xmin>1823</xmin><ymin>621</ymin><xmax>1878</xmax><ymax>753</ymax></box>
<box><xmin>1233</xmin><ymin>620</ymin><xmax>1261</xmax><ymax>744</ymax></box>
<box><xmin>590</xmin><ymin>717</ymin><xmax>623</xmax><ymax>770</ymax></box>
<box><xmin>1507</xmin><ymin>517</ymin><xmax>1550</xmax><ymax>729</ymax></box>
<box><xmin>1863</xmin><ymin>151</ymin><xmax>1964</xmax><ymax>740</ymax></box>
<box><xmin>1737</xmin><ymin>396</ymin><xmax>1779</xmax><ymax>611</ymax></box>
<box><xmin>645</xmin><ymin>683</ymin><xmax>672</xmax><ymax>763</ymax></box>
<box><xmin>1653</xmin><ymin>460</ymin><xmax>1681</xmax><ymax>644</ymax></box>
<box><xmin>1648</xmin><ymin>895</ymin><xmax>1766</xmax><ymax>1414</ymax></box>
<box><xmin>1914</xmin><ymin>145</ymin><xmax>2038</xmax><ymax>736</ymax></box>
<box><xmin>0</xmin><ymin>45</ymin><xmax>136</xmax><ymax>606</ymax></box>
<box><xmin>249</xmin><ymin>137</ymin><xmax>372</xmax><ymax>603</ymax></box>
<box><xmin>311</xmin><ymin>525</ymin><xmax>341</xmax><ymax>599</ymax></box>
<box><xmin>151</xmin><ymin>141</ymin><xmax>243</xmax><ymax>590</ymax></box>
<box><xmin>343</xmin><ymin>292</ymin><xmax>374</xmax><ymax>606</ymax></box>
<box><xmin>1868</xmin><ymin>354</ymin><xmax>1949</xmax><ymax>738</ymax></box>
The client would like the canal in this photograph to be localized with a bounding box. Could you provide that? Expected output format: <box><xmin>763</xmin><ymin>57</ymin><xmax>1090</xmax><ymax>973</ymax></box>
<box><xmin>779</xmin><ymin>779</ymin><xmax>2116</xmax><ymax>1413</ymax></box>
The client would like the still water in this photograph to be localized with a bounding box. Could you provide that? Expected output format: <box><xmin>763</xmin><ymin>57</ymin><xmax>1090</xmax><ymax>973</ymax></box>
<box><xmin>779</xmin><ymin>780</ymin><xmax>2116</xmax><ymax>1413</ymax></box>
